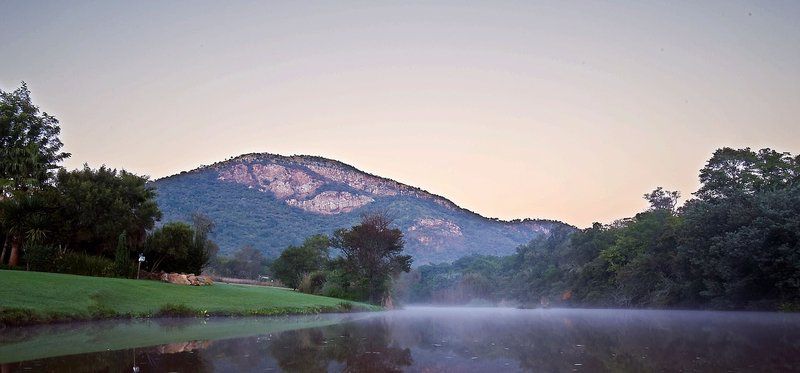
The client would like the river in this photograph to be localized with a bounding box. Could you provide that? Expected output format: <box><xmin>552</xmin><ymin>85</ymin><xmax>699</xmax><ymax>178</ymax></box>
<box><xmin>2</xmin><ymin>306</ymin><xmax>799</xmax><ymax>372</ymax></box>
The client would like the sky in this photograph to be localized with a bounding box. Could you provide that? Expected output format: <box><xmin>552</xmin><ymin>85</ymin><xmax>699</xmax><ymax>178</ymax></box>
<box><xmin>1</xmin><ymin>1</ymin><xmax>798</xmax><ymax>228</ymax></box>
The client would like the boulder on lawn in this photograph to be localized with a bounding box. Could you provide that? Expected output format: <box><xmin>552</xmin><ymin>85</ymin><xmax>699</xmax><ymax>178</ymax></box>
<box><xmin>166</xmin><ymin>273</ymin><xmax>190</xmax><ymax>285</ymax></box>
<box><xmin>160</xmin><ymin>272</ymin><xmax>214</xmax><ymax>286</ymax></box>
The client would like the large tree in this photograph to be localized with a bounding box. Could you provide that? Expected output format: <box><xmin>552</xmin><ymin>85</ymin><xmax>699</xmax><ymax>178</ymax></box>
<box><xmin>271</xmin><ymin>234</ymin><xmax>330</xmax><ymax>289</ymax></box>
<box><xmin>0</xmin><ymin>83</ymin><xmax>69</xmax><ymax>267</ymax></box>
<box><xmin>0</xmin><ymin>82</ymin><xmax>70</xmax><ymax>194</ymax></box>
<box><xmin>187</xmin><ymin>212</ymin><xmax>219</xmax><ymax>275</ymax></box>
<box><xmin>331</xmin><ymin>213</ymin><xmax>412</xmax><ymax>303</ymax></box>
<box><xmin>695</xmin><ymin>147</ymin><xmax>800</xmax><ymax>201</ymax></box>
<box><xmin>51</xmin><ymin>165</ymin><xmax>161</xmax><ymax>255</ymax></box>
<box><xmin>143</xmin><ymin>222</ymin><xmax>194</xmax><ymax>273</ymax></box>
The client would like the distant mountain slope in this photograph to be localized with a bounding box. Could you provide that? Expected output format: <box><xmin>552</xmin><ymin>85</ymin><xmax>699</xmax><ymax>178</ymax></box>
<box><xmin>153</xmin><ymin>153</ymin><xmax>573</xmax><ymax>265</ymax></box>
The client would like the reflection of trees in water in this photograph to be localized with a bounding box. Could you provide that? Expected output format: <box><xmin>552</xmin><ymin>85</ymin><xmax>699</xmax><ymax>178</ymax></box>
<box><xmin>3</xmin><ymin>346</ymin><xmax>211</xmax><ymax>372</ymax></box>
<box><xmin>267</xmin><ymin>329</ymin><xmax>329</xmax><ymax>372</ymax></box>
<box><xmin>6</xmin><ymin>320</ymin><xmax>412</xmax><ymax>372</ymax></box>
<box><xmin>7</xmin><ymin>311</ymin><xmax>800</xmax><ymax>372</ymax></box>
<box><xmin>269</xmin><ymin>320</ymin><xmax>412</xmax><ymax>372</ymax></box>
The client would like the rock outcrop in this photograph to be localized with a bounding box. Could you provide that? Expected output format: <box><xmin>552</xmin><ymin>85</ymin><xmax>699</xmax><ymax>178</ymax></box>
<box><xmin>214</xmin><ymin>154</ymin><xmax>460</xmax><ymax>215</ymax></box>
<box><xmin>286</xmin><ymin>191</ymin><xmax>374</xmax><ymax>214</ymax></box>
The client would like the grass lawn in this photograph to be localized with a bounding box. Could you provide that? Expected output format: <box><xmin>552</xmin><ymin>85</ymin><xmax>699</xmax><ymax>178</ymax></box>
<box><xmin>0</xmin><ymin>270</ymin><xmax>378</xmax><ymax>325</ymax></box>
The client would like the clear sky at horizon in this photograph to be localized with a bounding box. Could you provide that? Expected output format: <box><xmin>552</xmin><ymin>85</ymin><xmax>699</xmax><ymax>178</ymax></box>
<box><xmin>2</xmin><ymin>1</ymin><xmax>799</xmax><ymax>228</ymax></box>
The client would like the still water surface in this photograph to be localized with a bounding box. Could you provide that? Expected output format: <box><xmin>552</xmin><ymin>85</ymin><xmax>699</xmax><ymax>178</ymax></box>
<box><xmin>2</xmin><ymin>307</ymin><xmax>799</xmax><ymax>372</ymax></box>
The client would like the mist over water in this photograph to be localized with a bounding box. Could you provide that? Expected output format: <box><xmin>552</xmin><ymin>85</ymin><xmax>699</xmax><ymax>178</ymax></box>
<box><xmin>4</xmin><ymin>307</ymin><xmax>800</xmax><ymax>372</ymax></box>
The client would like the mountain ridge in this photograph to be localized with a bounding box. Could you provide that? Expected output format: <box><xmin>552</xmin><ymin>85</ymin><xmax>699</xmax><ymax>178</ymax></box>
<box><xmin>153</xmin><ymin>152</ymin><xmax>573</xmax><ymax>264</ymax></box>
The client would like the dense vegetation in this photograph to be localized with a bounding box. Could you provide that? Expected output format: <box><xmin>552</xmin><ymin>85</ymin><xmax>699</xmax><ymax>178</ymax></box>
<box><xmin>270</xmin><ymin>213</ymin><xmax>413</xmax><ymax>304</ymax></box>
<box><xmin>403</xmin><ymin>147</ymin><xmax>800</xmax><ymax>311</ymax></box>
<box><xmin>0</xmin><ymin>83</ymin><xmax>211</xmax><ymax>277</ymax></box>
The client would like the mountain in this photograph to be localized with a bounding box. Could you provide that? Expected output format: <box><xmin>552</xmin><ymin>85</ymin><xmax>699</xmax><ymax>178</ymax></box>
<box><xmin>153</xmin><ymin>153</ymin><xmax>572</xmax><ymax>265</ymax></box>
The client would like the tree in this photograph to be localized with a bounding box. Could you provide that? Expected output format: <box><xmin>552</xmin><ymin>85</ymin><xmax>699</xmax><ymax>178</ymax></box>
<box><xmin>230</xmin><ymin>245</ymin><xmax>267</xmax><ymax>279</ymax></box>
<box><xmin>187</xmin><ymin>212</ymin><xmax>218</xmax><ymax>274</ymax></box>
<box><xmin>0</xmin><ymin>83</ymin><xmax>68</xmax><ymax>267</ymax></box>
<box><xmin>0</xmin><ymin>191</ymin><xmax>50</xmax><ymax>267</ymax></box>
<box><xmin>271</xmin><ymin>234</ymin><xmax>330</xmax><ymax>289</ymax></box>
<box><xmin>331</xmin><ymin>213</ymin><xmax>412</xmax><ymax>303</ymax></box>
<box><xmin>695</xmin><ymin>147</ymin><xmax>800</xmax><ymax>201</ymax></box>
<box><xmin>0</xmin><ymin>82</ymin><xmax>70</xmax><ymax>194</ymax></box>
<box><xmin>644</xmin><ymin>187</ymin><xmax>680</xmax><ymax>211</ymax></box>
<box><xmin>144</xmin><ymin>222</ymin><xmax>194</xmax><ymax>273</ymax></box>
<box><xmin>113</xmin><ymin>231</ymin><xmax>131</xmax><ymax>277</ymax></box>
<box><xmin>51</xmin><ymin>165</ymin><xmax>161</xmax><ymax>255</ymax></box>
<box><xmin>506</xmin><ymin>225</ymin><xmax>573</xmax><ymax>305</ymax></box>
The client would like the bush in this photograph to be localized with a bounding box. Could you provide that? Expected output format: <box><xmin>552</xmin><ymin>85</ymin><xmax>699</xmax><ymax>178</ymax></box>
<box><xmin>56</xmin><ymin>252</ymin><xmax>115</xmax><ymax>277</ymax></box>
<box><xmin>24</xmin><ymin>244</ymin><xmax>61</xmax><ymax>273</ymax></box>
<box><xmin>298</xmin><ymin>271</ymin><xmax>327</xmax><ymax>294</ymax></box>
<box><xmin>320</xmin><ymin>269</ymin><xmax>369</xmax><ymax>301</ymax></box>
<box><xmin>321</xmin><ymin>282</ymin><xmax>347</xmax><ymax>299</ymax></box>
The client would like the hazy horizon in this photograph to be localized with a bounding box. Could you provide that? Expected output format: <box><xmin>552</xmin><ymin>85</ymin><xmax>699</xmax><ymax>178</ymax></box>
<box><xmin>2</xmin><ymin>1</ymin><xmax>798</xmax><ymax>227</ymax></box>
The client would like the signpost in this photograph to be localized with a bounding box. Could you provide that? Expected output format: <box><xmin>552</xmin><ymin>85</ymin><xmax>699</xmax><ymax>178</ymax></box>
<box><xmin>137</xmin><ymin>253</ymin><xmax>145</xmax><ymax>279</ymax></box>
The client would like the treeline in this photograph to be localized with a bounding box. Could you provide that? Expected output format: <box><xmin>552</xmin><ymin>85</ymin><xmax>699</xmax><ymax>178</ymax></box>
<box><xmin>1</xmin><ymin>83</ymin><xmax>216</xmax><ymax>277</ymax></box>
<box><xmin>403</xmin><ymin>147</ymin><xmax>800</xmax><ymax>311</ymax></box>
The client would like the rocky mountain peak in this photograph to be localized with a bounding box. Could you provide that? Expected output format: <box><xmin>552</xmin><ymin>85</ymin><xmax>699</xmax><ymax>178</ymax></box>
<box><xmin>154</xmin><ymin>152</ymin><xmax>573</xmax><ymax>264</ymax></box>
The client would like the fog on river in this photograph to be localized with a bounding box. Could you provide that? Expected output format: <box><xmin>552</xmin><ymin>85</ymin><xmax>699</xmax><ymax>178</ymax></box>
<box><xmin>3</xmin><ymin>307</ymin><xmax>800</xmax><ymax>372</ymax></box>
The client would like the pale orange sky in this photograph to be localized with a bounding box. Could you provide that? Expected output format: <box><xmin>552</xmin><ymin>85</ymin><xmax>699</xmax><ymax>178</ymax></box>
<box><xmin>1</xmin><ymin>1</ymin><xmax>798</xmax><ymax>227</ymax></box>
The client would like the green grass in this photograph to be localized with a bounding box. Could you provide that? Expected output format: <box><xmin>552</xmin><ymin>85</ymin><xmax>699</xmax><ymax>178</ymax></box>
<box><xmin>0</xmin><ymin>270</ymin><xmax>379</xmax><ymax>325</ymax></box>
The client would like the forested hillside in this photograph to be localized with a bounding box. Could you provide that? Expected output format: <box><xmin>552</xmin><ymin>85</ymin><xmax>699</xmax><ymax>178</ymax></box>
<box><xmin>401</xmin><ymin>147</ymin><xmax>800</xmax><ymax>311</ymax></box>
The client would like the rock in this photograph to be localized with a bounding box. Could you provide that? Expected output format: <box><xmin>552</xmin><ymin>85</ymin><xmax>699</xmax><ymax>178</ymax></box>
<box><xmin>172</xmin><ymin>273</ymin><xmax>191</xmax><ymax>285</ymax></box>
<box><xmin>286</xmin><ymin>191</ymin><xmax>374</xmax><ymax>214</ymax></box>
<box><xmin>161</xmin><ymin>273</ymin><xmax>213</xmax><ymax>286</ymax></box>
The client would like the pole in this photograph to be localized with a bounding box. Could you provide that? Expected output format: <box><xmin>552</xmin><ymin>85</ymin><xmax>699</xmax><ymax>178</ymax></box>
<box><xmin>137</xmin><ymin>253</ymin><xmax>145</xmax><ymax>279</ymax></box>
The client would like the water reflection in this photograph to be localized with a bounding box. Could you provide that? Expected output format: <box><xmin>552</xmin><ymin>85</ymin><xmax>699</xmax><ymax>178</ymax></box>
<box><xmin>4</xmin><ymin>307</ymin><xmax>800</xmax><ymax>372</ymax></box>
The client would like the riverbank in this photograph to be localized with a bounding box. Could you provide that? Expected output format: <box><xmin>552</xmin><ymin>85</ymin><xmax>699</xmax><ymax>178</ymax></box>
<box><xmin>0</xmin><ymin>270</ymin><xmax>379</xmax><ymax>326</ymax></box>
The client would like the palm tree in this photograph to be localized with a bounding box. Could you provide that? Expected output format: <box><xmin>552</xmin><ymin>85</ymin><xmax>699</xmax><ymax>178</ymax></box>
<box><xmin>0</xmin><ymin>192</ymin><xmax>47</xmax><ymax>267</ymax></box>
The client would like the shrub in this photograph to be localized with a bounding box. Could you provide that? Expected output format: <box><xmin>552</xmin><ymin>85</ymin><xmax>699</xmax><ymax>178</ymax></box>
<box><xmin>24</xmin><ymin>244</ymin><xmax>61</xmax><ymax>272</ymax></box>
<box><xmin>298</xmin><ymin>271</ymin><xmax>327</xmax><ymax>294</ymax></box>
<box><xmin>321</xmin><ymin>281</ymin><xmax>347</xmax><ymax>299</ymax></box>
<box><xmin>56</xmin><ymin>252</ymin><xmax>115</xmax><ymax>277</ymax></box>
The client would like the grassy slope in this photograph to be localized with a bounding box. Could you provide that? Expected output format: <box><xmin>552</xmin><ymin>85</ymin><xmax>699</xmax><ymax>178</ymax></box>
<box><xmin>0</xmin><ymin>270</ymin><xmax>378</xmax><ymax>323</ymax></box>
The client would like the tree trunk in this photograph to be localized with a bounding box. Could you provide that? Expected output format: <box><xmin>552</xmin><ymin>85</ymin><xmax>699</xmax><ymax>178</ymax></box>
<box><xmin>0</xmin><ymin>236</ymin><xmax>8</xmax><ymax>265</ymax></box>
<box><xmin>8</xmin><ymin>238</ymin><xmax>20</xmax><ymax>267</ymax></box>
